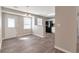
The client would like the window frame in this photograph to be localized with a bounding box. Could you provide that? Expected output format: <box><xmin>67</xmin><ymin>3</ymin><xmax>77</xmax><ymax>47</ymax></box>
<box><xmin>8</xmin><ymin>18</ymin><xmax>15</xmax><ymax>28</ymax></box>
<box><xmin>37</xmin><ymin>18</ymin><xmax>43</xmax><ymax>26</ymax></box>
<box><xmin>23</xmin><ymin>17</ymin><xmax>32</xmax><ymax>29</ymax></box>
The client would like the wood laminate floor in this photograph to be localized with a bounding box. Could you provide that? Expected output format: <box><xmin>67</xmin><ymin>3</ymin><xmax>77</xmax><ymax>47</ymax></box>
<box><xmin>1</xmin><ymin>33</ymin><xmax>64</xmax><ymax>53</ymax></box>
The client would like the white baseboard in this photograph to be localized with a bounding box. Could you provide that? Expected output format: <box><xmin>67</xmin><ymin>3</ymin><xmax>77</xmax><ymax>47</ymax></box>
<box><xmin>0</xmin><ymin>40</ymin><xmax>2</xmax><ymax>50</ymax></box>
<box><xmin>3</xmin><ymin>36</ymin><xmax>16</xmax><ymax>40</ymax></box>
<box><xmin>17</xmin><ymin>33</ymin><xmax>32</xmax><ymax>37</ymax></box>
<box><xmin>55</xmin><ymin>45</ymin><xmax>72</xmax><ymax>53</ymax></box>
<box><xmin>33</xmin><ymin>34</ymin><xmax>45</xmax><ymax>38</ymax></box>
<box><xmin>3</xmin><ymin>33</ymin><xmax>32</xmax><ymax>40</ymax></box>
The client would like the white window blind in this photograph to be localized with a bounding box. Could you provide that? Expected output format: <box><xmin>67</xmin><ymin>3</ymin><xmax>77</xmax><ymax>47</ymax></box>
<box><xmin>24</xmin><ymin>17</ymin><xmax>31</xmax><ymax>29</ymax></box>
<box><xmin>8</xmin><ymin>18</ymin><xmax>15</xmax><ymax>28</ymax></box>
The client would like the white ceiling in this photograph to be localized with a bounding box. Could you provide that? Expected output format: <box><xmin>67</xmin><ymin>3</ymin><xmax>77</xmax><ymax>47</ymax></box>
<box><xmin>3</xmin><ymin>6</ymin><xmax>55</xmax><ymax>17</ymax></box>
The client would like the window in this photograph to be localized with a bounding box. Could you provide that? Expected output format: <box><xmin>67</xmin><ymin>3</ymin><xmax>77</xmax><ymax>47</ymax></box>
<box><xmin>8</xmin><ymin>18</ymin><xmax>15</xmax><ymax>28</ymax></box>
<box><xmin>24</xmin><ymin>17</ymin><xmax>31</xmax><ymax>29</ymax></box>
<box><xmin>37</xmin><ymin>18</ymin><xmax>42</xmax><ymax>25</ymax></box>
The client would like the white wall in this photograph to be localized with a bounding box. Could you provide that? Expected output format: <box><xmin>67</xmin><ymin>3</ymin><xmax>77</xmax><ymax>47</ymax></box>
<box><xmin>55</xmin><ymin>6</ymin><xmax>77</xmax><ymax>53</ymax></box>
<box><xmin>2</xmin><ymin>13</ymin><xmax>32</xmax><ymax>39</ymax></box>
<box><xmin>32</xmin><ymin>25</ymin><xmax>44</xmax><ymax>37</ymax></box>
<box><xmin>0</xmin><ymin>7</ymin><xmax>2</xmax><ymax>50</ymax></box>
<box><xmin>77</xmin><ymin>16</ymin><xmax>79</xmax><ymax>36</ymax></box>
<box><xmin>2</xmin><ymin>7</ymin><xmax>48</xmax><ymax>39</ymax></box>
<box><xmin>16</xmin><ymin>16</ymin><xmax>32</xmax><ymax>37</ymax></box>
<box><xmin>2</xmin><ymin>13</ymin><xmax>17</xmax><ymax>39</ymax></box>
<box><xmin>76</xmin><ymin>7</ymin><xmax>79</xmax><ymax>37</ymax></box>
<box><xmin>2</xmin><ymin>7</ymin><xmax>32</xmax><ymax>39</ymax></box>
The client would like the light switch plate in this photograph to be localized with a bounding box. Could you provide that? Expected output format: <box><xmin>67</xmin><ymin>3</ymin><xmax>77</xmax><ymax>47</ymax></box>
<box><xmin>57</xmin><ymin>24</ymin><xmax>61</xmax><ymax>27</ymax></box>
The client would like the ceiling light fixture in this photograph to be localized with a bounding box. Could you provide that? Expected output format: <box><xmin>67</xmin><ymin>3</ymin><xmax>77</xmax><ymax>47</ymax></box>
<box><xmin>23</xmin><ymin>6</ymin><xmax>32</xmax><ymax>17</ymax></box>
<box><xmin>25</xmin><ymin>6</ymin><xmax>31</xmax><ymax>17</ymax></box>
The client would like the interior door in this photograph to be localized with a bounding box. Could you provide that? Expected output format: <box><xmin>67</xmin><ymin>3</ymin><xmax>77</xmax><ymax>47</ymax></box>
<box><xmin>3</xmin><ymin>13</ymin><xmax>17</xmax><ymax>39</ymax></box>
